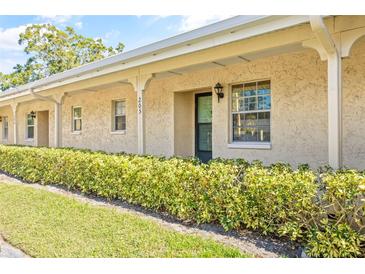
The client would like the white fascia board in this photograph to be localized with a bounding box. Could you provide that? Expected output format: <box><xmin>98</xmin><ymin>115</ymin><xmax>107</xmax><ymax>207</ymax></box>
<box><xmin>0</xmin><ymin>15</ymin><xmax>310</xmax><ymax>101</ymax></box>
<box><xmin>122</xmin><ymin>15</ymin><xmax>311</xmax><ymax>68</ymax></box>
<box><xmin>0</xmin><ymin>89</ymin><xmax>31</xmax><ymax>101</ymax></box>
<box><xmin>0</xmin><ymin>16</ymin><xmax>264</xmax><ymax>97</ymax></box>
<box><xmin>32</xmin><ymin>16</ymin><xmax>312</xmax><ymax>94</ymax></box>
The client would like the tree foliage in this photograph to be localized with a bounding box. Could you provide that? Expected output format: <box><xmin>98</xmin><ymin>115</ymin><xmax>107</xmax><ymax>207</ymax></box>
<box><xmin>0</xmin><ymin>24</ymin><xmax>124</xmax><ymax>91</ymax></box>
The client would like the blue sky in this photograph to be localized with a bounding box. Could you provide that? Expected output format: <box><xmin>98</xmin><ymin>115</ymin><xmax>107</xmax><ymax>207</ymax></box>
<box><xmin>0</xmin><ymin>15</ymin><xmax>231</xmax><ymax>74</ymax></box>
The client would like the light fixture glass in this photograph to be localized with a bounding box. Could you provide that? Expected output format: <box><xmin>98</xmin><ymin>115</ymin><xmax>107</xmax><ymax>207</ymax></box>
<box><xmin>214</xmin><ymin>82</ymin><xmax>224</xmax><ymax>102</ymax></box>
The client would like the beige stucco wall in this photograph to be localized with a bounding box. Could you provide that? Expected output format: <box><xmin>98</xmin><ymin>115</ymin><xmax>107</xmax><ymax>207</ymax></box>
<box><xmin>0</xmin><ymin>106</ymin><xmax>14</xmax><ymax>144</ymax></box>
<box><xmin>0</xmin><ymin>22</ymin><xmax>364</xmax><ymax>169</ymax></box>
<box><xmin>212</xmin><ymin>51</ymin><xmax>329</xmax><ymax>168</ymax></box>
<box><xmin>144</xmin><ymin>49</ymin><xmax>329</xmax><ymax>168</ymax></box>
<box><xmin>173</xmin><ymin>91</ymin><xmax>195</xmax><ymax>157</ymax></box>
<box><xmin>61</xmin><ymin>85</ymin><xmax>138</xmax><ymax>153</ymax></box>
<box><xmin>16</xmin><ymin>100</ymin><xmax>55</xmax><ymax>147</ymax></box>
<box><xmin>143</xmin><ymin>80</ymin><xmax>174</xmax><ymax>156</ymax></box>
<box><xmin>37</xmin><ymin>110</ymin><xmax>49</xmax><ymax>146</ymax></box>
<box><xmin>342</xmin><ymin>36</ymin><xmax>365</xmax><ymax>169</ymax></box>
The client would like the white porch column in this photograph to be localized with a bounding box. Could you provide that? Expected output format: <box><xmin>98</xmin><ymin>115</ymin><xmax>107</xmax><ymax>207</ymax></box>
<box><xmin>29</xmin><ymin>89</ymin><xmax>65</xmax><ymax>148</ymax></box>
<box><xmin>307</xmin><ymin>16</ymin><xmax>342</xmax><ymax>169</ymax></box>
<box><xmin>10</xmin><ymin>102</ymin><xmax>18</xmax><ymax>145</ymax></box>
<box><xmin>128</xmin><ymin>73</ymin><xmax>154</xmax><ymax>155</ymax></box>
<box><xmin>327</xmin><ymin>54</ymin><xmax>342</xmax><ymax>169</ymax></box>
<box><xmin>54</xmin><ymin>102</ymin><xmax>62</xmax><ymax>147</ymax></box>
<box><xmin>136</xmin><ymin>85</ymin><xmax>144</xmax><ymax>154</ymax></box>
<box><xmin>52</xmin><ymin>94</ymin><xmax>65</xmax><ymax>148</ymax></box>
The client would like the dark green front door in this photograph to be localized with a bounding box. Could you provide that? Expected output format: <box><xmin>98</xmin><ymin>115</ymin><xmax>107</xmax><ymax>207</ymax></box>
<box><xmin>195</xmin><ymin>93</ymin><xmax>212</xmax><ymax>163</ymax></box>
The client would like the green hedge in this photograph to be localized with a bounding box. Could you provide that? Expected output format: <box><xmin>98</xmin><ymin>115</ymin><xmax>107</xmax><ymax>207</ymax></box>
<box><xmin>0</xmin><ymin>145</ymin><xmax>364</xmax><ymax>257</ymax></box>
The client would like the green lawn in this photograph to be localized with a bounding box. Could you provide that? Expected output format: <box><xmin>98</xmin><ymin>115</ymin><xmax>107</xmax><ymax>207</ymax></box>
<box><xmin>0</xmin><ymin>182</ymin><xmax>248</xmax><ymax>258</ymax></box>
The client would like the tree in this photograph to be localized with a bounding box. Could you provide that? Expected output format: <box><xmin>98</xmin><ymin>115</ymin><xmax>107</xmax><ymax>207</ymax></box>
<box><xmin>0</xmin><ymin>24</ymin><xmax>124</xmax><ymax>91</ymax></box>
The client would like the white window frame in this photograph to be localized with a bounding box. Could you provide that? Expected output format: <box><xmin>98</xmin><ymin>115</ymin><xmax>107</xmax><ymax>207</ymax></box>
<box><xmin>26</xmin><ymin>113</ymin><xmax>35</xmax><ymax>140</ymax></box>
<box><xmin>228</xmin><ymin>79</ymin><xmax>272</xmax><ymax>150</ymax></box>
<box><xmin>72</xmin><ymin>106</ymin><xmax>82</xmax><ymax>133</ymax></box>
<box><xmin>111</xmin><ymin>100</ymin><xmax>126</xmax><ymax>134</ymax></box>
<box><xmin>2</xmin><ymin>116</ymin><xmax>8</xmax><ymax>141</ymax></box>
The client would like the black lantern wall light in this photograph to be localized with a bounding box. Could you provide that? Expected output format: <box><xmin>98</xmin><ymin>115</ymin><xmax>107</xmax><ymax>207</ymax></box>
<box><xmin>214</xmin><ymin>82</ymin><xmax>224</xmax><ymax>102</ymax></box>
<box><xmin>30</xmin><ymin>111</ymin><xmax>36</xmax><ymax>119</ymax></box>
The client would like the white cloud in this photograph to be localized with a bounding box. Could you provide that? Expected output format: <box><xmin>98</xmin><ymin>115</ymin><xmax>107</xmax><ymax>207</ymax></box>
<box><xmin>0</xmin><ymin>52</ymin><xmax>28</xmax><ymax>74</ymax></box>
<box><xmin>178</xmin><ymin>15</ymin><xmax>233</xmax><ymax>32</ymax></box>
<box><xmin>102</xmin><ymin>30</ymin><xmax>121</xmax><ymax>44</ymax></box>
<box><xmin>0</xmin><ymin>58</ymin><xmax>18</xmax><ymax>74</ymax></box>
<box><xmin>144</xmin><ymin>15</ymin><xmax>170</xmax><ymax>26</ymax></box>
<box><xmin>105</xmin><ymin>30</ymin><xmax>120</xmax><ymax>39</ymax></box>
<box><xmin>36</xmin><ymin>15</ymin><xmax>73</xmax><ymax>24</ymax></box>
<box><xmin>0</xmin><ymin>25</ymin><xmax>28</xmax><ymax>51</ymax></box>
<box><xmin>75</xmin><ymin>21</ymin><xmax>83</xmax><ymax>29</ymax></box>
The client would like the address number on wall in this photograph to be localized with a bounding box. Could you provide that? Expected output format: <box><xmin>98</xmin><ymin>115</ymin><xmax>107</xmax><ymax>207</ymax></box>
<box><xmin>138</xmin><ymin>96</ymin><xmax>142</xmax><ymax>114</ymax></box>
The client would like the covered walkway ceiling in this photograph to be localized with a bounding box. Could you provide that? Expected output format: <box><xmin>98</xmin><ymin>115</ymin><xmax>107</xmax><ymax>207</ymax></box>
<box><xmin>74</xmin><ymin>41</ymin><xmax>307</xmax><ymax>92</ymax></box>
<box><xmin>0</xmin><ymin>15</ymin><xmax>312</xmax><ymax>100</ymax></box>
<box><xmin>72</xmin><ymin>41</ymin><xmax>307</xmax><ymax>93</ymax></box>
<box><xmin>154</xmin><ymin>42</ymin><xmax>305</xmax><ymax>79</ymax></box>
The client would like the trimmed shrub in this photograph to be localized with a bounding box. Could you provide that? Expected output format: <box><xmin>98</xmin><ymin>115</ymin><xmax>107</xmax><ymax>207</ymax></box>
<box><xmin>321</xmin><ymin>170</ymin><xmax>365</xmax><ymax>233</ymax></box>
<box><xmin>241</xmin><ymin>163</ymin><xmax>320</xmax><ymax>240</ymax></box>
<box><xmin>306</xmin><ymin>221</ymin><xmax>364</xmax><ymax>258</ymax></box>
<box><xmin>0</xmin><ymin>145</ymin><xmax>364</xmax><ymax>257</ymax></box>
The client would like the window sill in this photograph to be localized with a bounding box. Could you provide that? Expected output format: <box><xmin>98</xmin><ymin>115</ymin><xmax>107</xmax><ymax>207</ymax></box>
<box><xmin>25</xmin><ymin>138</ymin><xmax>34</xmax><ymax>142</ymax></box>
<box><xmin>227</xmin><ymin>142</ymin><xmax>271</xmax><ymax>150</ymax></box>
<box><xmin>71</xmin><ymin>131</ymin><xmax>82</xmax><ymax>135</ymax></box>
<box><xmin>110</xmin><ymin>130</ymin><xmax>126</xmax><ymax>135</ymax></box>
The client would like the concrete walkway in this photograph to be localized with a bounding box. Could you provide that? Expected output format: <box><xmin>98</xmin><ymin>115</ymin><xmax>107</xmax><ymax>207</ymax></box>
<box><xmin>0</xmin><ymin>173</ymin><xmax>299</xmax><ymax>258</ymax></box>
<box><xmin>0</xmin><ymin>236</ymin><xmax>29</xmax><ymax>258</ymax></box>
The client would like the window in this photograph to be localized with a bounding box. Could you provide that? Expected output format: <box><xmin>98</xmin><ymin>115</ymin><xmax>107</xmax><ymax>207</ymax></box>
<box><xmin>112</xmin><ymin>100</ymin><xmax>126</xmax><ymax>131</ymax></box>
<box><xmin>26</xmin><ymin>113</ymin><xmax>35</xmax><ymax>139</ymax></box>
<box><xmin>231</xmin><ymin>80</ymin><xmax>271</xmax><ymax>143</ymax></box>
<box><xmin>2</xmin><ymin>116</ymin><xmax>8</xmax><ymax>140</ymax></box>
<box><xmin>72</xmin><ymin>107</ymin><xmax>82</xmax><ymax>132</ymax></box>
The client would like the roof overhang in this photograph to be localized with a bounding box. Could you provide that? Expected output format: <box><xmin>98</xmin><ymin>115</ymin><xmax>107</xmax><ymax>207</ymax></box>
<box><xmin>0</xmin><ymin>15</ymin><xmax>313</xmax><ymax>101</ymax></box>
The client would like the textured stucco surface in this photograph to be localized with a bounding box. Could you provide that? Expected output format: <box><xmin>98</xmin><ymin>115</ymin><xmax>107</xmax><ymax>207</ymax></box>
<box><xmin>0</xmin><ymin>106</ymin><xmax>13</xmax><ymax>144</ymax></box>
<box><xmin>342</xmin><ymin>36</ymin><xmax>365</xmax><ymax>169</ymax></box>
<box><xmin>174</xmin><ymin>91</ymin><xmax>195</xmax><ymax>157</ymax></box>
<box><xmin>61</xmin><ymin>85</ymin><xmax>138</xmax><ymax>153</ymax></box>
<box><xmin>37</xmin><ymin>110</ymin><xmax>49</xmax><ymax>146</ymax></box>
<box><xmin>144</xmin><ymin>48</ymin><xmax>329</xmax><ymax>168</ymax></box>
<box><xmin>17</xmin><ymin>100</ymin><xmax>55</xmax><ymax>147</ymax></box>
<box><xmin>0</xmin><ymin>29</ymin><xmax>364</xmax><ymax>169</ymax></box>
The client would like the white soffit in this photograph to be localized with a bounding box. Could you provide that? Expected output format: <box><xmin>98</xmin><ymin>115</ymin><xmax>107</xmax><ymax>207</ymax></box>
<box><xmin>155</xmin><ymin>42</ymin><xmax>306</xmax><ymax>78</ymax></box>
<box><xmin>173</xmin><ymin>62</ymin><xmax>222</xmax><ymax>74</ymax></box>
<box><xmin>0</xmin><ymin>15</ymin><xmax>312</xmax><ymax>100</ymax></box>
<box><xmin>244</xmin><ymin>42</ymin><xmax>306</xmax><ymax>60</ymax></box>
